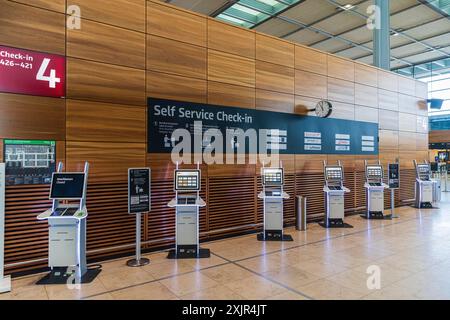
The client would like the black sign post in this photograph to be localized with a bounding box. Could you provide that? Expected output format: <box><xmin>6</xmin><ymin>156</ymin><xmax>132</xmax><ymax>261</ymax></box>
<box><xmin>388</xmin><ymin>163</ymin><xmax>400</xmax><ymax>218</ymax></box>
<box><xmin>127</xmin><ymin>168</ymin><xmax>151</xmax><ymax>267</ymax></box>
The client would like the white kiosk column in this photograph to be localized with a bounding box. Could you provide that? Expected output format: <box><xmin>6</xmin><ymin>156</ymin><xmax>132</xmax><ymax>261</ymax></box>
<box><xmin>0</xmin><ymin>163</ymin><xmax>11</xmax><ymax>293</ymax></box>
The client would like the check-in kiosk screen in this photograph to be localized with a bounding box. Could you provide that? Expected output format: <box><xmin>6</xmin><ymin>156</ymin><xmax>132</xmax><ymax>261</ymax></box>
<box><xmin>366</xmin><ymin>165</ymin><xmax>383</xmax><ymax>179</ymax></box>
<box><xmin>262</xmin><ymin>168</ymin><xmax>283</xmax><ymax>186</ymax></box>
<box><xmin>325</xmin><ymin>167</ymin><xmax>343</xmax><ymax>181</ymax></box>
<box><xmin>417</xmin><ymin>164</ymin><xmax>430</xmax><ymax>180</ymax></box>
<box><xmin>50</xmin><ymin>173</ymin><xmax>85</xmax><ymax>199</ymax></box>
<box><xmin>175</xmin><ymin>170</ymin><xmax>200</xmax><ymax>191</ymax></box>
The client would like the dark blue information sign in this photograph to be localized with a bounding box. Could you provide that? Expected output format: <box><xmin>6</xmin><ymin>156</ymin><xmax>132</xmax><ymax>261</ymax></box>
<box><xmin>147</xmin><ymin>98</ymin><xmax>379</xmax><ymax>155</ymax></box>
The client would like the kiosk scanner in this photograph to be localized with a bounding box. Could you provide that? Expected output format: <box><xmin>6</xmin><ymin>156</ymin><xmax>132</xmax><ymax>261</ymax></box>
<box><xmin>257</xmin><ymin>166</ymin><xmax>292</xmax><ymax>241</ymax></box>
<box><xmin>414</xmin><ymin>160</ymin><xmax>434</xmax><ymax>209</ymax></box>
<box><xmin>320</xmin><ymin>161</ymin><xmax>352</xmax><ymax>228</ymax></box>
<box><xmin>167</xmin><ymin>163</ymin><xmax>209</xmax><ymax>259</ymax></box>
<box><xmin>37</xmin><ymin>162</ymin><xmax>100</xmax><ymax>284</ymax></box>
<box><xmin>361</xmin><ymin>161</ymin><xmax>390</xmax><ymax>220</ymax></box>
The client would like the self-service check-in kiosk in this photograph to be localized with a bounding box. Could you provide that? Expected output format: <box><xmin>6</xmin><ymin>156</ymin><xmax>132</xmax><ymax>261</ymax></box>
<box><xmin>414</xmin><ymin>160</ymin><xmax>434</xmax><ymax>209</ymax></box>
<box><xmin>257</xmin><ymin>167</ymin><xmax>292</xmax><ymax>241</ymax></box>
<box><xmin>361</xmin><ymin>161</ymin><xmax>390</xmax><ymax>220</ymax></box>
<box><xmin>37</xmin><ymin>162</ymin><xmax>100</xmax><ymax>284</ymax></box>
<box><xmin>167</xmin><ymin>163</ymin><xmax>209</xmax><ymax>259</ymax></box>
<box><xmin>320</xmin><ymin>161</ymin><xmax>352</xmax><ymax>228</ymax></box>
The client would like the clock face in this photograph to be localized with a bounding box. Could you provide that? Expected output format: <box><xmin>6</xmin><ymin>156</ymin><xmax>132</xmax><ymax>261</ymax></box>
<box><xmin>315</xmin><ymin>100</ymin><xmax>332</xmax><ymax>118</ymax></box>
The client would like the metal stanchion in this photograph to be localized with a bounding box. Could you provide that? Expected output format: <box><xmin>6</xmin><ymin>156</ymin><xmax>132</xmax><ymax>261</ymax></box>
<box><xmin>127</xmin><ymin>212</ymin><xmax>150</xmax><ymax>267</ymax></box>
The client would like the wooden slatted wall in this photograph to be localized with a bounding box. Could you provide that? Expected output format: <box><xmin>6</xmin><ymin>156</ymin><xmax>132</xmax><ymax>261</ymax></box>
<box><xmin>0</xmin><ymin>0</ymin><xmax>429</xmax><ymax>274</ymax></box>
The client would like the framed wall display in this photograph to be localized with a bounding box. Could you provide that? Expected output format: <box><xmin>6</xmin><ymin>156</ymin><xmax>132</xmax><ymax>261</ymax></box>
<box><xmin>3</xmin><ymin>139</ymin><xmax>56</xmax><ymax>186</ymax></box>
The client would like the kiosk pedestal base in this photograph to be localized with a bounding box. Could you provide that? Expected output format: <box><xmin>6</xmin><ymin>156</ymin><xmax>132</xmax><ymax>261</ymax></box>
<box><xmin>0</xmin><ymin>276</ymin><xmax>11</xmax><ymax>293</ymax></box>
<box><xmin>126</xmin><ymin>258</ymin><xmax>150</xmax><ymax>267</ymax></box>
<box><xmin>167</xmin><ymin>248</ymin><xmax>210</xmax><ymax>259</ymax></box>
<box><xmin>257</xmin><ymin>231</ymin><xmax>293</xmax><ymax>242</ymax></box>
<box><xmin>319</xmin><ymin>219</ymin><xmax>353</xmax><ymax>229</ymax></box>
<box><xmin>414</xmin><ymin>203</ymin><xmax>433</xmax><ymax>209</ymax></box>
<box><xmin>360</xmin><ymin>212</ymin><xmax>392</xmax><ymax>220</ymax></box>
<box><xmin>36</xmin><ymin>267</ymin><xmax>101</xmax><ymax>285</ymax></box>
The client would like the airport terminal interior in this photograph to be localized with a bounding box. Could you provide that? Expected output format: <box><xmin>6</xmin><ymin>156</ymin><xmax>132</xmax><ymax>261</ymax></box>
<box><xmin>1</xmin><ymin>0</ymin><xmax>450</xmax><ymax>302</ymax></box>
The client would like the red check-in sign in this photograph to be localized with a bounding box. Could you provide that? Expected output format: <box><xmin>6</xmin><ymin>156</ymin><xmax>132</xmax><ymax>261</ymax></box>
<box><xmin>0</xmin><ymin>45</ymin><xmax>65</xmax><ymax>98</ymax></box>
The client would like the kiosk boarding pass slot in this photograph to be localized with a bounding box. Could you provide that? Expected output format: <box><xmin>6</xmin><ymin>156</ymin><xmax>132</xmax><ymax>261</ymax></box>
<box><xmin>167</xmin><ymin>163</ymin><xmax>209</xmax><ymax>259</ymax></box>
<box><xmin>0</xmin><ymin>163</ymin><xmax>11</xmax><ymax>293</ymax></box>
<box><xmin>320</xmin><ymin>161</ymin><xmax>352</xmax><ymax>229</ymax></box>
<box><xmin>414</xmin><ymin>160</ymin><xmax>434</xmax><ymax>209</ymax></box>
<box><xmin>36</xmin><ymin>162</ymin><xmax>100</xmax><ymax>285</ymax></box>
<box><xmin>362</xmin><ymin>161</ymin><xmax>390</xmax><ymax>220</ymax></box>
<box><xmin>257</xmin><ymin>165</ymin><xmax>292</xmax><ymax>242</ymax></box>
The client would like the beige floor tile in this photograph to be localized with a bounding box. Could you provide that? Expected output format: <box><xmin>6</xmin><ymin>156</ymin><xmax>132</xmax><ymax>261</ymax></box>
<box><xmin>141</xmin><ymin>259</ymin><xmax>196</xmax><ymax>279</ymax></box>
<box><xmin>292</xmin><ymin>258</ymin><xmax>349</xmax><ymax>278</ymax></box>
<box><xmin>111</xmin><ymin>281</ymin><xmax>178</xmax><ymax>300</ymax></box>
<box><xmin>262</xmin><ymin>265</ymin><xmax>321</xmax><ymax>289</ymax></box>
<box><xmin>160</xmin><ymin>272</ymin><xmax>219</xmax><ymax>296</ymax></box>
<box><xmin>99</xmin><ymin>267</ymin><xmax>154</xmax><ymax>291</ymax></box>
<box><xmin>45</xmin><ymin>278</ymin><xmax>108</xmax><ymax>300</ymax></box>
<box><xmin>223</xmin><ymin>274</ymin><xmax>286</xmax><ymax>300</ymax></box>
<box><xmin>85</xmin><ymin>293</ymin><xmax>115</xmax><ymax>300</ymax></box>
<box><xmin>0</xmin><ymin>281</ymin><xmax>48</xmax><ymax>300</ymax></box>
<box><xmin>183</xmin><ymin>254</ymin><xmax>228</xmax><ymax>270</ymax></box>
<box><xmin>200</xmin><ymin>264</ymin><xmax>254</xmax><ymax>284</ymax></box>
<box><xmin>180</xmin><ymin>285</ymin><xmax>245</xmax><ymax>300</ymax></box>
<box><xmin>266</xmin><ymin>291</ymin><xmax>308</xmax><ymax>300</ymax></box>
<box><xmin>297</xmin><ymin>278</ymin><xmax>367</xmax><ymax>300</ymax></box>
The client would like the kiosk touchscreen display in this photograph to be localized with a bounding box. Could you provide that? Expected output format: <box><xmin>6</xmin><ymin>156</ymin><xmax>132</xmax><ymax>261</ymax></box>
<box><xmin>325</xmin><ymin>167</ymin><xmax>342</xmax><ymax>181</ymax></box>
<box><xmin>50</xmin><ymin>173</ymin><xmax>85</xmax><ymax>199</ymax></box>
<box><xmin>175</xmin><ymin>170</ymin><xmax>200</xmax><ymax>191</ymax></box>
<box><xmin>366</xmin><ymin>165</ymin><xmax>383</xmax><ymax>179</ymax></box>
<box><xmin>417</xmin><ymin>164</ymin><xmax>430</xmax><ymax>180</ymax></box>
<box><xmin>262</xmin><ymin>168</ymin><xmax>283</xmax><ymax>186</ymax></box>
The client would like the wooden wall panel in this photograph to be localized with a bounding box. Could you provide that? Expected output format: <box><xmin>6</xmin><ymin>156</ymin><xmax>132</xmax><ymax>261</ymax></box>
<box><xmin>416</xmin><ymin>133</ymin><xmax>428</xmax><ymax>151</ymax></box>
<box><xmin>399</xmin><ymin>113</ymin><xmax>417</xmax><ymax>132</ymax></box>
<box><xmin>399</xmin><ymin>94</ymin><xmax>419</xmax><ymax>115</ymax></box>
<box><xmin>67</xmin><ymin>58</ymin><xmax>146</xmax><ymax>105</ymax></box>
<box><xmin>208</xmin><ymin>82</ymin><xmax>255</xmax><ymax>109</ymax></box>
<box><xmin>328</xmin><ymin>101</ymin><xmax>355</xmax><ymax>120</ymax></box>
<box><xmin>256</xmin><ymin>34</ymin><xmax>294</xmax><ymax>67</ymax></box>
<box><xmin>415</xmin><ymin>81</ymin><xmax>428</xmax><ymax>99</ymax></box>
<box><xmin>295</xmin><ymin>70</ymin><xmax>327</xmax><ymax>98</ymax></box>
<box><xmin>66</xmin><ymin>142</ymin><xmax>146</xmax><ymax>183</ymax></box>
<box><xmin>208</xmin><ymin>19</ymin><xmax>255</xmax><ymax>59</ymax></box>
<box><xmin>0</xmin><ymin>0</ymin><xmax>65</xmax><ymax>54</ymax></box>
<box><xmin>295</xmin><ymin>46</ymin><xmax>327</xmax><ymax>75</ymax></box>
<box><xmin>328</xmin><ymin>56</ymin><xmax>355</xmax><ymax>82</ymax></box>
<box><xmin>355</xmin><ymin>63</ymin><xmax>378</xmax><ymax>87</ymax></box>
<box><xmin>355</xmin><ymin>106</ymin><xmax>378</xmax><ymax>123</ymax></box>
<box><xmin>67</xmin><ymin>19</ymin><xmax>146</xmax><ymax>69</ymax></box>
<box><xmin>147</xmin><ymin>0</ymin><xmax>206</xmax><ymax>46</ymax></box>
<box><xmin>147</xmin><ymin>71</ymin><xmax>207</xmax><ymax>103</ymax></box>
<box><xmin>0</xmin><ymin>93</ymin><xmax>65</xmax><ymax>140</ymax></box>
<box><xmin>76</xmin><ymin>0</ymin><xmax>146</xmax><ymax>32</ymax></box>
<box><xmin>66</xmin><ymin>100</ymin><xmax>146</xmax><ymax>142</ymax></box>
<box><xmin>328</xmin><ymin>78</ymin><xmax>355</xmax><ymax>104</ymax></box>
<box><xmin>398</xmin><ymin>76</ymin><xmax>416</xmax><ymax>96</ymax></box>
<box><xmin>379</xmin><ymin>109</ymin><xmax>399</xmax><ymax>130</ymax></box>
<box><xmin>430</xmin><ymin>130</ymin><xmax>450</xmax><ymax>143</ymax></box>
<box><xmin>256</xmin><ymin>61</ymin><xmax>295</xmax><ymax>94</ymax></box>
<box><xmin>147</xmin><ymin>35</ymin><xmax>207</xmax><ymax>79</ymax></box>
<box><xmin>14</xmin><ymin>0</ymin><xmax>65</xmax><ymax>12</ymax></box>
<box><xmin>378</xmin><ymin>89</ymin><xmax>398</xmax><ymax>111</ymax></box>
<box><xmin>295</xmin><ymin>95</ymin><xmax>320</xmax><ymax>115</ymax></box>
<box><xmin>355</xmin><ymin>84</ymin><xmax>378</xmax><ymax>108</ymax></box>
<box><xmin>379</xmin><ymin>130</ymin><xmax>399</xmax><ymax>150</ymax></box>
<box><xmin>208</xmin><ymin>50</ymin><xmax>255</xmax><ymax>88</ymax></box>
<box><xmin>399</xmin><ymin>131</ymin><xmax>417</xmax><ymax>151</ymax></box>
<box><xmin>378</xmin><ymin>70</ymin><xmax>398</xmax><ymax>92</ymax></box>
<box><xmin>256</xmin><ymin>89</ymin><xmax>295</xmax><ymax>113</ymax></box>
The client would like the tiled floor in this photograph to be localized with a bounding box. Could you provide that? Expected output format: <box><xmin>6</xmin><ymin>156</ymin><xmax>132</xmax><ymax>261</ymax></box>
<box><xmin>3</xmin><ymin>194</ymin><xmax>450</xmax><ymax>300</ymax></box>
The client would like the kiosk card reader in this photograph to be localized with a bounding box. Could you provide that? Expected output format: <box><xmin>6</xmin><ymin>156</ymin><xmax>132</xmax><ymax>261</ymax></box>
<box><xmin>414</xmin><ymin>160</ymin><xmax>434</xmax><ymax>209</ymax></box>
<box><xmin>257</xmin><ymin>166</ymin><xmax>292</xmax><ymax>241</ymax></box>
<box><xmin>320</xmin><ymin>161</ymin><xmax>352</xmax><ymax>228</ymax></box>
<box><xmin>361</xmin><ymin>161</ymin><xmax>390</xmax><ymax>220</ymax></box>
<box><xmin>37</xmin><ymin>162</ymin><xmax>100</xmax><ymax>284</ymax></box>
<box><xmin>167</xmin><ymin>163</ymin><xmax>209</xmax><ymax>259</ymax></box>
